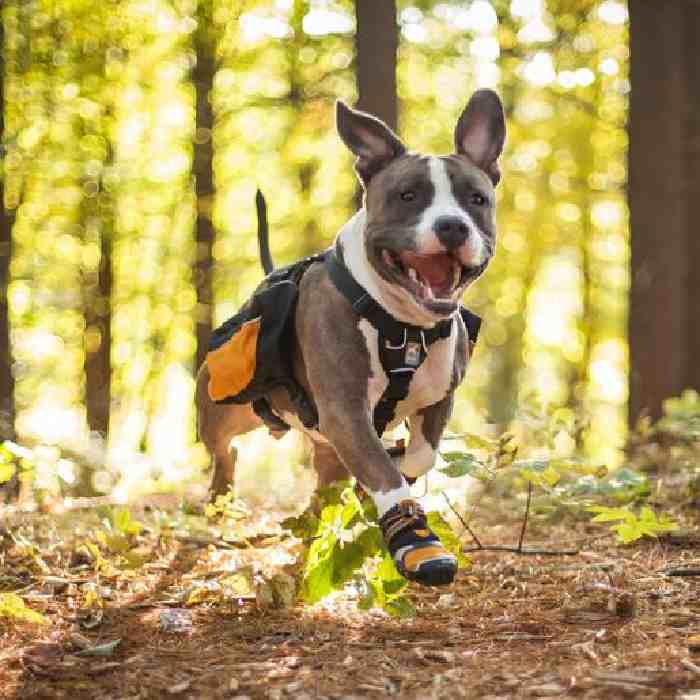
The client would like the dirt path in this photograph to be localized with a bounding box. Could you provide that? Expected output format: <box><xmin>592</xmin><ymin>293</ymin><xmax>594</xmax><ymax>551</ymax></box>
<box><xmin>1</xmin><ymin>510</ymin><xmax>699</xmax><ymax>699</ymax></box>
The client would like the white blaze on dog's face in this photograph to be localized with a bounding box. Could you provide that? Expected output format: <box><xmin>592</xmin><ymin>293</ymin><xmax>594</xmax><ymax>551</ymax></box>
<box><xmin>336</xmin><ymin>90</ymin><xmax>506</xmax><ymax>325</ymax></box>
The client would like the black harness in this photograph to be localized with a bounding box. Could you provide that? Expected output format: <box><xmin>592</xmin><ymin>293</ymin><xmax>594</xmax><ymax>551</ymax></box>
<box><xmin>325</xmin><ymin>250</ymin><xmax>481</xmax><ymax>436</ymax></box>
<box><xmin>250</xmin><ymin>250</ymin><xmax>481</xmax><ymax>438</ymax></box>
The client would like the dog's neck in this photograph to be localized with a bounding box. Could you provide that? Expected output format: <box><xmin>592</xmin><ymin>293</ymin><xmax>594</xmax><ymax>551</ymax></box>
<box><xmin>335</xmin><ymin>210</ymin><xmax>451</xmax><ymax>329</ymax></box>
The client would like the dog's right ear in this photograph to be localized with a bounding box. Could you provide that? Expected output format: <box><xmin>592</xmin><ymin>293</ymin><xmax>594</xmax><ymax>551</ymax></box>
<box><xmin>336</xmin><ymin>100</ymin><xmax>406</xmax><ymax>187</ymax></box>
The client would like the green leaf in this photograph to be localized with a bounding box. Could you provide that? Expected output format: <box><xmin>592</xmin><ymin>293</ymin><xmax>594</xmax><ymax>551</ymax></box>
<box><xmin>439</xmin><ymin>452</ymin><xmax>483</xmax><ymax>478</ymax></box>
<box><xmin>112</xmin><ymin>507</ymin><xmax>142</xmax><ymax>536</ymax></box>
<box><xmin>282</xmin><ymin>510</ymin><xmax>320</xmax><ymax>539</ymax></box>
<box><xmin>360</xmin><ymin>551</ymin><xmax>412</xmax><ymax>617</ymax></box>
<box><xmin>550</xmin><ymin>459</ymin><xmax>608</xmax><ymax>479</ymax></box>
<box><xmin>302</xmin><ymin>546</ymin><xmax>336</xmax><ymax>604</ymax></box>
<box><xmin>384</xmin><ymin>594</ymin><xmax>416</xmax><ymax>618</ymax></box>
<box><xmin>426</xmin><ymin>512</ymin><xmax>470</xmax><ymax>567</ymax></box>
<box><xmin>588</xmin><ymin>505</ymin><xmax>679</xmax><ymax>543</ymax></box>
<box><xmin>0</xmin><ymin>461</ymin><xmax>16</xmax><ymax>484</ymax></box>
<box><xmin>587</xmin><ymin>505</ymin><xmax>636</xmax><ymax>523</ymax></box>
<box><xmin>0</xmin><ymin>593</ymin><xmax>49</xmax><ymax>625</ymax></box>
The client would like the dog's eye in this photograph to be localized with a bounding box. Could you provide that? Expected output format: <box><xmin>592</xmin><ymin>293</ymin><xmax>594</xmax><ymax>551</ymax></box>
<box><xmin>471</xmin><ymin>192</ymin><xmax>487</xmax><ymax>206</ymax></box>
<box><xmin>400</xmin><ymin>191</ymin><xmax>416</xmax><ymax>202</ymax></box>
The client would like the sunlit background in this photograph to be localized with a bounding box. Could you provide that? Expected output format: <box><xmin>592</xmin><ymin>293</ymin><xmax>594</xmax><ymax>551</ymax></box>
<box><xmin>2</xmin><ymin>0</ymin><xmax>629</xmax><ymax>504</ymax></box>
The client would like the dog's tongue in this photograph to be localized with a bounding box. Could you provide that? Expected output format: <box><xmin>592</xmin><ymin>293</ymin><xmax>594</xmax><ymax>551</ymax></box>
<box><xmin>401</xmin><ymin>252</ymin><xmax>453</xmax><ymax>288</ymax></box>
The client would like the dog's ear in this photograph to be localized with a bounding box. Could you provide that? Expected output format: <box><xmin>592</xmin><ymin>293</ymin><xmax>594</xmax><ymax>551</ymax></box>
<box><xmin>454</xmin><ymin>89</ymin><xmax>506</xmax><ymax>186</ymax></box>
<box><xmin>336</xmin><ymin>100</ymin><xmax>406</xmax><ymax>187</ymax></box>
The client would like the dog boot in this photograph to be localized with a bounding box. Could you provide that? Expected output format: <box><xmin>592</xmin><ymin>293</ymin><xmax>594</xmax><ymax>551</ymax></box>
<box><xmin>379</xmin><ymin>499</ymin><xmax>457</xmax><ymax>586</ymax></box>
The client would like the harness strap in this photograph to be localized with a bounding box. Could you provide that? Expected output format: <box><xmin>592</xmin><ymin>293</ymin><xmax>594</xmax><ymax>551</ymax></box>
<box><xmin>326</xmin><ymin>250</ymin><xmax>461</xmax><ymax>437</ymax></box>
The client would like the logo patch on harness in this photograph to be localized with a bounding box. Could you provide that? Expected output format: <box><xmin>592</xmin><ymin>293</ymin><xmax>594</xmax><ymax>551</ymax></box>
<box><xmin>404</xmin><ymin>341</ymin><xmax>422</xmax><ymax>367</ymax></box>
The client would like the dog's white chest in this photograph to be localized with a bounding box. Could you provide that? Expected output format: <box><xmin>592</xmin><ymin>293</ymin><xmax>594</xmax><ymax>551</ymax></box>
<box><xmin>358</xmin><ymin>319</ymin><xmax>456</xmax><ymax>428</ymax></box>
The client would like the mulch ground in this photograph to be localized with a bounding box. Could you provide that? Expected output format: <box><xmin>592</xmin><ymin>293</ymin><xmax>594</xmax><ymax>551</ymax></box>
<box><xmin>1</xmin><ymin>501</ymin><xmax>699</xmax><ymax>699</ymax></box>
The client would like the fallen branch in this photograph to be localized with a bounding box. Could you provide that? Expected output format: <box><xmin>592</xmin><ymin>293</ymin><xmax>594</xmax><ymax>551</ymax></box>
<box><xmin>680</xmin><ymin>658</ymin><xmax>700</xmax><ymax>676</ymax></box>
<box><xmin>172</xmin><ymin>533</ymin><xmax>279</xmax><ymax>550</ymax></box>
<box><xmin>664</xmin><ymin>568</ymin><xmax>700</xmax><ymax>577</ymax></box>
<box><xmin>463</xmin><ymin>544</ymin><xmax>579</xmax><ymax>556</ymax></box>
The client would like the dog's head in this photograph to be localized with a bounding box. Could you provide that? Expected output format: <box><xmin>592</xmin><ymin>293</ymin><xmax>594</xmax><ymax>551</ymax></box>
<box><xmin>337</xmin><ymin>90</ymin><xmax>505</xmax><ymax>322</ymax></box>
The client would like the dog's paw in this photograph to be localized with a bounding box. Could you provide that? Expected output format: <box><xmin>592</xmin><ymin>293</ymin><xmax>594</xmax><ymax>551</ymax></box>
<box><xmin>379</xmin><ymin>500</ymin><xmax>458</xmax><ymax>587</ymax></box>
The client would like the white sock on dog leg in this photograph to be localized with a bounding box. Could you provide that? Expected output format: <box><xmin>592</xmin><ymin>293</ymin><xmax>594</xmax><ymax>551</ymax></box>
<box><xmin>368</xmin><ymin>478</ymin><xmax>411</xmax><ymax>518</ymax></box>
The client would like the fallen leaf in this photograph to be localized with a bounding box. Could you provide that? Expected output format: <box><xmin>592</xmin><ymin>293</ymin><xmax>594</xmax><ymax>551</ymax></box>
<box><xmin>76</xmin><ymin>639</ymin><xmax>121</xmax><ymax>657</ymax></box>
<box><xmin>167</xmin><ymin>679</ymin><xmax>191</xmax><ymax>694</ymax></box>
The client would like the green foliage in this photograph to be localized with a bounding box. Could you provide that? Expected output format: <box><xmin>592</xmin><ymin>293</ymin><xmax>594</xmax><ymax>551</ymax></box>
<box><xmin>284</xmin><ymin>481</ymin><xmax>466</xmax><ymax>617</ymax></box>
<box><xmin>426</xmin><ymin>512</ymin><xmax>470</xmax><ymax>568</ymax></box>
<box><xmin>439</xmin><ymin>412</ymin><xmax>683</xmax><ymax>543</ymax></box>
<box><xmin>0</xmin><ymin>445</ymin><xmax>16</xmax><ymax>484</ymax></box>
<box><xmin>658</xmin><ymin>389</ymin><xmax>700</xmax><ymax>439</ymax></box>
<box><xmin>587</xmin><ymin>506</ymin><xmax>679</xmax><ymax>544</ymax></box>
<box><xmin>110</xmin><ymin>507</ymin><xmax>143</xmax><ymax>537</ymax></box>
<box><xmin>204</xmin><ymin>491</ymin><xmax>252</xmax><ymax>521</ymax></box>
<box><xmin>0</xmin><ymin>593</ymin><xmax>49</xmax><ymax>625</ymax></box>
<box><xmin>358</xmin><ymin>552</ymin><xmax>413</xmax><ymax>618</ymax></box>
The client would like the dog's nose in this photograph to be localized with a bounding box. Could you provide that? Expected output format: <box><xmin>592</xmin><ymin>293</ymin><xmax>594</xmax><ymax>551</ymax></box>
<box><xmin>433</xmin><ymin>216</ymin><xmax>469</xmax><ymax>249</ymax></box>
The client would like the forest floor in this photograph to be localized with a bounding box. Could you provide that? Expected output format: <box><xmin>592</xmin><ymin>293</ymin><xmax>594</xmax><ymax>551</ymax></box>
<box><xmin>1</xmin><ymin>494</ymin><xmax>699</xmax><ymax>700</ymax></box>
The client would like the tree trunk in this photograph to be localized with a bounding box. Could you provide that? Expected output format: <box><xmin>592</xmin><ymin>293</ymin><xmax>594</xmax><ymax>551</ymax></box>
<box><xmin>354</xmin><ymin>0</ymin><xmax>398</xmax><ymax>131</ymax></box>
<box><xmin>0</xmin><ymin>18</ymin><xmax>15</xmax><ymax>444</ymax></box>
<box><xmin>354</xmin><ymin>0</ymin><xmax>398</xmax><ymax>208</ymax></box>
<box><xmin>628</xmin><ymin>0</ymin><xmax>700</xmax><ymax>422</ymax></box>
<box><xmin>193</xmin><ymin>12</ymin><xmax>216</xmax><ymax>372</ymax></box>
<box><xmin>84</xmin><ymin>201</ymin><xmax>112</xmax><ymax>437</ymax></box>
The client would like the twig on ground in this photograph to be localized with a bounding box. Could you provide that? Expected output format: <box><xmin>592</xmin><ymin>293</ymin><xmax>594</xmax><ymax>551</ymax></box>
<box><xmin>681</xmin><ymin>658</ymin><xmax>700</xmax><ymax>676</ymax></box>
<box><xmin>517</xmin><ymin>481</ymin><xmax>533</xmax><ymax>553</ymax></box>
<box><xmin>463</xmin><ymin>544</ymin><xmax>579</xmax><ymax>556</ymax></box>
<box><xmin>173</xmin><ymin>535</ymin><xmax>237</xmax><ymax>549</ymax></box>
<box><xmin>664</xmin><ymin>568</ymin><xmax>700</xmax><ymax>577</ymax></box>
<box><xmin>442</xmin><ymin>492</ymin><xmax>482</xmax><ymax>548</ymax></box>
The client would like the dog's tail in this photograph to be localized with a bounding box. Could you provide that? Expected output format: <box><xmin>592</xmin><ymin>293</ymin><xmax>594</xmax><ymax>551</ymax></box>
<box><xmin>256</xmin><ymin>189</ymin><xmax>274</xmax><ymax>275</ymax></box>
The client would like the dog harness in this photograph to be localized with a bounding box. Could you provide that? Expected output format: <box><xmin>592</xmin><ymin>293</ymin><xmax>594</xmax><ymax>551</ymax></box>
<box><xmin>206</xmin><ymin>250</ymin><xmax>481</xmax><ymax>439</ymax></box>
<box><xmin>206</xmin><ymin>253</ymin><xmax>324</xmax><ymax>430</ymax></box>
<box><xmin>325</xmin><ymin>249</ymin><xmax>481</xmax><ymax>437</ymax></box>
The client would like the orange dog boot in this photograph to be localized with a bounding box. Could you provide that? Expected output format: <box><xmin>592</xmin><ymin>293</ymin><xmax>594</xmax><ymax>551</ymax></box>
<box><xmin>379</xmin><ymin>499</ymin><xmax>457</xmax><ymax>586</ymax></box>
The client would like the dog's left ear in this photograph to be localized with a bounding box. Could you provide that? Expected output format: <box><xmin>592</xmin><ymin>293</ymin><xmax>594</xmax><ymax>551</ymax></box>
<box><xmin>336</xmin><ymin>100</ymin><xmax>406</xmax><ymax>187</ymax></box>
<box><xmin>454</xmin><ymin>89</ymin><xmax>506</xmax><ymax>186</ymax></box>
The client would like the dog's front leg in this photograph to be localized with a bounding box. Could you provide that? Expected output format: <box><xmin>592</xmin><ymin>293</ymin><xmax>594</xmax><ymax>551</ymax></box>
<box><xmin>297</xmin><ymin>271</ymin><xmax>458</xmax><ymax>585</ymax></box>
<box><xmin>397</xmin><ymin>395</ymin><xmax>454</xmax><ymax>482</ymax></box>
<box><xmin>316</xmin><ymin>401</ymin><xmax>457</xmax><ymax>586</ymax></box>
<box><xmin>316</xmin><ymin>398</ymin><xmax>409</xmax><ymax>511</ymax></box>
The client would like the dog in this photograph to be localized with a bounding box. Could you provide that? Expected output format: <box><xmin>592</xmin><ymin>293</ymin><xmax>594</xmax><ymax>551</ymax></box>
<box><xmin>196</xmin><ymin>89</ymin><xmax>505</xmax><ymax>586</ymax></box>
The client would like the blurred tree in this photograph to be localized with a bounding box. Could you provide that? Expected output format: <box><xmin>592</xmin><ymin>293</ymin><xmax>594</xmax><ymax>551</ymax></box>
<box><xmin>355</xmin><ymin>0</ymin><xmax>398</xmax><ymax>130</ymax></box>
<box><xmin>353</xmin><ymin>0</ymin><xmax>397</xmax><ymax>208</ymax></box>
<box><xmin>81</xmin><ymin>125</ymin><xmax>114</xmax><ymax>438</ymax></box>
<box><xmin>0</xmin><ymin>15</ymin><xmax>15</xmax><ymax>444</ymax></box>
<box><xmin>193</xmin><ymin>0</ymin><xmax>217</xmax><ymax>372</ymax></box>
<box><xmin>629</xmin><ymin>0</ymin><xmax>700</xmax><ymax>422</ymax></box>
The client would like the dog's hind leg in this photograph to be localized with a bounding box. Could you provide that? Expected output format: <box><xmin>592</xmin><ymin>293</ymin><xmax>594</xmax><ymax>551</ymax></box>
<box><xmin>195</xmin><ymin>364</ymin><xmax>263</xmax><ymax>499</ymax></box>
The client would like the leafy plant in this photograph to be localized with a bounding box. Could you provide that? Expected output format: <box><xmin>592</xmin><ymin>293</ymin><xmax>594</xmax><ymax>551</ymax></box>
<box><xmin>283</xmin><ymin>481</ymin><xmax>470</xmax><ymax>617</ymax></box>
<box><xmin>587</xmin><ymin>506</ymin><xmax>678</xmax><ymax>544</ymax></box>
<box><xmin>0</xmin><ymin>593</ymin><xmax>49</xmax><ymax>625</ymax></box>
<box><xmin>0</xmin><ymin>441</ymin><xmax>36</xmax><ymax>486</ymax></box>
<box><xmin>439</xmin><ymin>423</ymin><xmax>681</xmax><ymax>544</ymax></box>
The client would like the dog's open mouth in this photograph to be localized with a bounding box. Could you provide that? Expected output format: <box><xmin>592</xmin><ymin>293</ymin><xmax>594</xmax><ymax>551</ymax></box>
<box><xmin>380</xmin><ymin>249</ymin><xmax>473</xmax><ymax>306</ymax></box>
